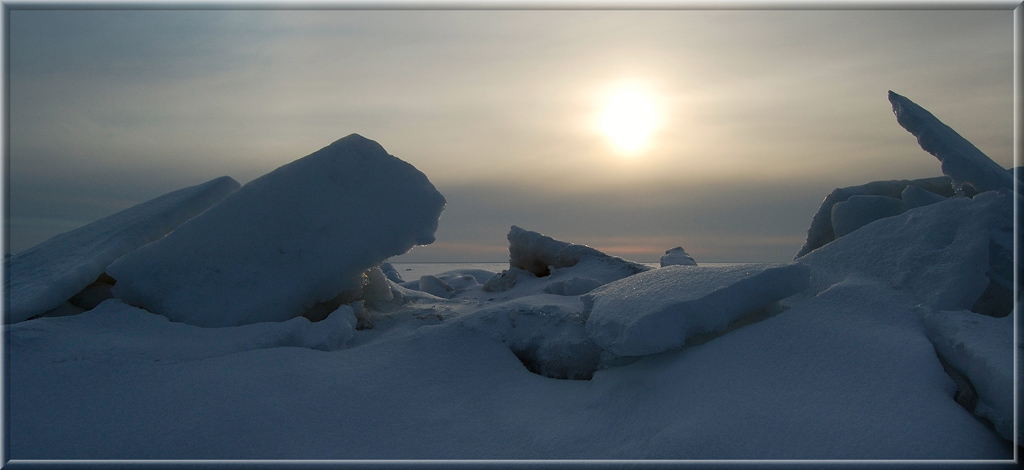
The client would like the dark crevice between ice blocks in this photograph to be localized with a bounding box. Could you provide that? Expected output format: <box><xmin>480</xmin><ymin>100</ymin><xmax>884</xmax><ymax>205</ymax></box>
<box><xmin>934</xmin><ymin>353</ymin><xmax>1011</xmax><ymax>446</ymax></box>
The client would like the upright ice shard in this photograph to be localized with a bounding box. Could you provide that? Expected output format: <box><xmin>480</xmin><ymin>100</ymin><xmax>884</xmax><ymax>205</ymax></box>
<box><xmin>888</xmin><ymin>90</ymin><xmax>1014</xmax><ymax>194</ymax></box>
<box><xmin>107</xmin><ymin>134</ymin><xmax>446</xmax><ymax>327</ymax></box>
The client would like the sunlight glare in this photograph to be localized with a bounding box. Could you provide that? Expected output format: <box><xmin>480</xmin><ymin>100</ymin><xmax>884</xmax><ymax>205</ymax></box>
<box><xmin>601</xmin><ymin>89</ymin><xmax>657</xmax><ymax>155</ymax></box>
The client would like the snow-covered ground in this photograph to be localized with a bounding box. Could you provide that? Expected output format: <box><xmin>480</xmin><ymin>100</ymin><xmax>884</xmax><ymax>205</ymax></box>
<box><xmin>5</xmin><ymin>94</ymin><xmax>1020</xmax><ymax>465</ymax></box>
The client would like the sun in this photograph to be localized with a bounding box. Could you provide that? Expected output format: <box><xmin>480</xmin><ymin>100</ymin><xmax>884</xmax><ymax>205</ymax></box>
<box><xmin>601</xmin><ymin>89</ymin><xmax>657</xmax><ymax>155</ymax></box>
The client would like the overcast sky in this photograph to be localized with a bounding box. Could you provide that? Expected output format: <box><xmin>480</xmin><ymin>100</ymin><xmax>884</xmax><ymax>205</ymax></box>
<box><xmin>6</xmin><ymin>7</ymin><xmax>1014</xmax><ymax>262</ymax></box>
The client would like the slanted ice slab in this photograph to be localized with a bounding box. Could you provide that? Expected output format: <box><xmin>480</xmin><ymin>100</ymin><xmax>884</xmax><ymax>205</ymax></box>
<box><xmin>5</xmin><ymin>176</ymin><xmax>240</xmax><ymax>324</ymax></box>
<box><xmin>583</xmin><ymin>263</ymin><xmax>810</xmax><ymax>356</ymax></box>
<box><xmin>889</xmin><ymin>91</ymin><xmax>1014</xmax><ymax>194</ymax></box>
<box><xmin>108</xmin><ymin>134</ymin><xmax>446</xmax><ymax>327</ymax></box>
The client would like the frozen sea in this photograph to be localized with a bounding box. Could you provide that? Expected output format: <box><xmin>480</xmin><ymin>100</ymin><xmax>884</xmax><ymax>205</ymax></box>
<box><xmin>390</xmin><ymin>261</ymin><xmax>742</xmax><ymax>280</ymax></box>
<box><xmin>7</xmin><ymin>98</ymin><xmax>1020</xmax><ymax>464</ymax></box>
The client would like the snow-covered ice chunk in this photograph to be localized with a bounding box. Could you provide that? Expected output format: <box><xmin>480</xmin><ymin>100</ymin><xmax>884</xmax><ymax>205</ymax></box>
<box><xmin>380</xmin><ymin>262</ymin><xmax>404</xmax><ymax>283</ymax></box>
<box><xmin>900</xmin><ymin>183</ymin><xmax>947</xmax><ymax>209</ymax></box>
<box><xmin>5</xmin><ymin>176</ymin><xmax>239</xmax><ymax>324</ymax></box>
<box><xmin>923</xmin><ymin>310</ymin><xmax>1014</xmax><ymax>441</ymax></box>
<box><xmin>830</xmin><ymin>195</ymin><xmax>906</xmax><ymax>238</ymax></box>
<box><xmin>542</xmin><ymin>277</ymin><xmax>603</xmax><ymax>296</ymax></box>
<box><xmin>455</xmin><ymin>295</ymin><xmax>608</xmax><ymax>380</ymax></box>
<box><xmin>361</xmin><ymin>266</ymin><xmax>406</xmax><ymax>313</ymax></box>
<box><xmin>798</xmin><ymin>190</ymin><xmax>1013</xmax><ymax>313</ymax></box>
<box><xmin>795</xmin><ymin>177</ymin><xmax>954</xmax><ymax>258</ymax></box>
<box><xmin>889</xmin><ymin>90</ymin><xmax>1015</xmax><ymax>194</ymax></box>
<box><xmin>107</xmin><ymin>134</ymin><xmax>446</xmax><ymax>327</ymax></box>
<box><xmin>583</xmin><ymin>263</ymin><xmax>810</xmax><ymax>356</ymax></box>
<box><xmin>506</xmin><ymin>225</ymin><xmax>648</xmax><ymax>277</ymax></box>
<box><xmin>659</xmin><ymin>246</ymin><xmax>697</xmax><ymax>267</ymax></box>
<box><xmin>418</xmin><ymin>275</ymin><xmax>455</xmax><ymax>299</ymax></box>
<box><xmin>485</xmin><ymin>226</ymin><xmax>649</xmax><ymax>294</ymax></box>
<box><xmin>482</xmin><ymin>267</ymin><xmax>530</xmax><ymax>293</ymax></box>
<box><xmin>404</xmin><ymin>269</ymin><xmax>488</xmax><ymax>299</ymax></box>
<box><xmin>7</xmin><ymin>299</ymin><xmax>357</xmax><ymax>364</ymax></box>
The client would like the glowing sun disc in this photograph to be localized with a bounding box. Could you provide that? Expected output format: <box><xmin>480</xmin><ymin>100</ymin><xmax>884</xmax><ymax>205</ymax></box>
<box><xmin>601</xmin><ymin>89</ymin><xmax>656</xmax><ymax>154</ymax></box>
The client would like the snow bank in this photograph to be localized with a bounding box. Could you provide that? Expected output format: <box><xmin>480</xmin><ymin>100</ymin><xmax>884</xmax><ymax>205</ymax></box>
<box><xmin>583</xmin><ymin>278</ymin><xmax>1010</xmax><ymax>459</ymax></box>
<box><xmin>794</xmin><ymin>176</ymin><xmax>955</xmax><ymax>258</ymax></box>
<box><xmin>4</xmin><ymin>176</ymin><xmax>239</xmax><ymax>324</ymax></box>
<box><xmin>659</xmin><ymin>246</ymin><xmax>697</xmax><ymax>267</ymax></box>
<box><xmin>583</xmin><ymin>263</ymin><xmax>810</xmax><ymax>356</ymax></box>
<box><xmin>107</xmin><ymin>135</ymin><xmax>445</xmax><ymax>327</ymax></box>
<box><xmin>797</xmin><ymin>190</ymin><xmax>1013</xmax><ymax>314</ymax></box>
<box><xmin>889</xmin><ymin>90</ymin><xmax>1015</xmax><ymax>194</ymax></box>
<box><xmin>7</xmin><ymin>299</ymin><xmax>356</xmax><ymax>364</ymax></box>
<box><xmin>9</xmin><ymin>278</ymin><xmax>1009</xmax><ymax>459</ymax></box>
<box><xmin>923</xmin><ymin>310</ymin><xmax>1014</xmax><ymax>441</ymax></box>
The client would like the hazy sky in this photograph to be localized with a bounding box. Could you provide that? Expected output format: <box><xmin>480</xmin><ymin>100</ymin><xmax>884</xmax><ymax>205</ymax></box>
<box><xmin>6</xmin><ymin>7</ymin><xmax>1014</xmax><ymax>262</ymax></box>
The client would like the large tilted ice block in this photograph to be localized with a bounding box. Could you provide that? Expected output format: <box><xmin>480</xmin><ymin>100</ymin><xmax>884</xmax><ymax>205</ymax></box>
<box><xmin>889</xmin><ymin>90</ymin><xmax>1015</xmax><ymax>194</ymax></box>
<box><xmin>794</xmin><ymin>176</ymin><xmax>956</xmax><ymax>258</ymax></box>
<box><xmin>798</xmin><ymin>190</ymin><xmax>1013</xmax><ymax>314</ymax></box>
<box><xmin>583</xmin><ymin>263</ymin><xmax>810</xmax><ymax>357</ymax></box>
<box><xmin>4</xmin><ymin>176</ymin><xmax>240</xmax><ymax>324</ymax></box>
<box><xmin>923</xmin><ymin>310</ymin><xmax>1014</xmax><ymax>441</ymax></box>
<box><xmin>107</xmin><ymin>134</ymin><xmax>446</xmax><ymax>327</ymax></box>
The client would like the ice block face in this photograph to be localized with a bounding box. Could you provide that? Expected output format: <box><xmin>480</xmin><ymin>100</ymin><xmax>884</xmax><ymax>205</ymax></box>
<box><xmin>583</xmin><ymin>263</ymin><xmax>810</xmax><ymax>357</ymax></box>
<box><xmin>5</xmin><ymin>175</ymin><xmax>240</xmax><ymax>324</ymax></box>
<box><xmin>107</xmin><ymin>134</ymin><xmax>446</xmax><ymax>327</ymax></box>
<box><xmin>797</xmin><ymin>190</ymin><xmax>1013</xmax><ymax>316</ymax></box>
